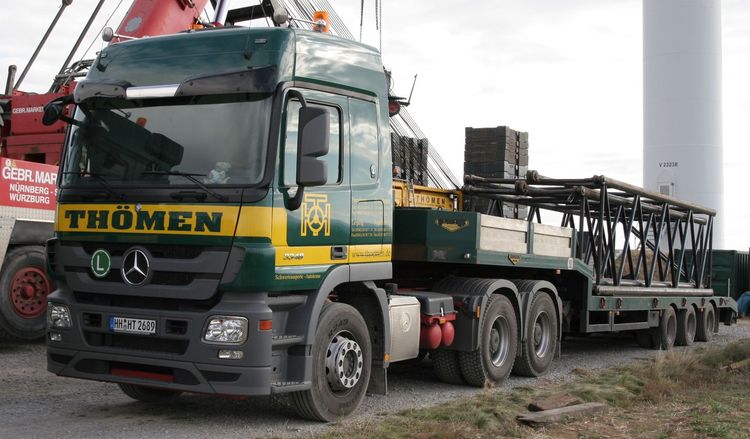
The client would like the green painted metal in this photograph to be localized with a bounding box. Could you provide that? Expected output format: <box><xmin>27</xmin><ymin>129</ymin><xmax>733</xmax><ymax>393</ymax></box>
<box><xmin>87</xmin><ymin>28</ymin><xmax>295</xmax><ymax>87</ymax></box>
<box><xmin>393</xmin><ymin>208</ymin><xmax>590</xmax><ymax>276</ymax></box>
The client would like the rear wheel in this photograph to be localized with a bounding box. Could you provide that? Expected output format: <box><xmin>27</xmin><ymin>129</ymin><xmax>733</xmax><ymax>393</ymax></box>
<box><xmin>118</xmin><ymin>384</ymin><xmax>182</xmax><ymax>403</ymax></box>
<box><xmin>512</xmin><ymin>293</ymin><xmax>558</xmax><ymax>377</ymax></box>
<box><xmin>654</xmin><ymin>307</ymin><xmax>677</xmax><ymax>350</ymax></box>
<box><xmin>675</xmin><ymin>307</ymin><xmax>697</xmax><ymax>346</ymax></box>
<box><xmin>695</xmin><ymin>304</ymin><xmax>716</xmax><ymax>342</ymax></box>
<box><xmin>290</xmin><ymin>303</ymin><xmax>371</xmax><ymax>422</ymax></box>
<box><xmin>432</xmin><ymin>349</ymin><xmax>464</xmax><ymax>385</ymax></box>
<box><xmin>458</xmin><ymin>294</ymin><xmax>518</xmax><ymax>386</ymax></box>
<box><xmin>0</xmin><ymin>246</ymin><xmax>52</xmax><ymax>340</ymax></box>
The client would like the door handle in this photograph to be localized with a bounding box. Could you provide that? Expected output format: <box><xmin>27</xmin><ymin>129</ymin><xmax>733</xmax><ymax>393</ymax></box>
<box><xmin>331</xmin><ymin>246</ymin><xmax>348</xmax><ymax>260</ymax></box>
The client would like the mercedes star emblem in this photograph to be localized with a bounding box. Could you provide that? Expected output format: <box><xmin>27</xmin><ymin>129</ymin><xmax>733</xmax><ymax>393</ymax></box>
<box><xmin>121</xmin><ymin>248</ymin><xmax>150</xmax><ymax>286</ymax></box>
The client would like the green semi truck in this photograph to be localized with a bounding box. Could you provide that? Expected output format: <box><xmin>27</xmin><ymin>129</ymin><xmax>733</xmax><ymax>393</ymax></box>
<box><xmin>43</xmin><ymin>23</ymin><xmax>736</xmax><ymax>421</ymax></box>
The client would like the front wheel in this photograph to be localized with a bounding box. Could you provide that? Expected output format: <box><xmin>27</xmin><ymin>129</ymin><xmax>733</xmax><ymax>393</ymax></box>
<box><xmin>290</xmin><ymin>302</ymin><xmax>371</xmax><ymax>422</ymax></box>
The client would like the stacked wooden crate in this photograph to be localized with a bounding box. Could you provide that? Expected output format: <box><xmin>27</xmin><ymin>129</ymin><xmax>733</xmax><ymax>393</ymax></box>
<box><xmin>464</xmin><ymin>126</ymin><xmax>529</xmax><ymax>218</ymax></box>
<box><xmin>391</xmin><ymin>132</ymin><xmax>429</xmax><ymax>186</ymax></box>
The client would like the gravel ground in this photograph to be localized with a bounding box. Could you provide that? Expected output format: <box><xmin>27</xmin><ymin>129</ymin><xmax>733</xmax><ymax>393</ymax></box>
<box><xmin>2</xmin><ymin>322</ymin><xmax>748</xmax><ymax>439</ymax></box>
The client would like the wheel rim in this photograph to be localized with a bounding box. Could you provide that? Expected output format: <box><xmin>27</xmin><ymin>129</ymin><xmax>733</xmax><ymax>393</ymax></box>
<box><xmin>489</xmin><ymin>316</ymin><xmax>511</xmax><ymax>367</ymax></box>
<box><xmin>533</xmin><ymin>311</ymin><xmax>552</xmax><ymax>357</ymax></box>
<box><xmin>10</xmin><ymin>266</ymin><xmax>51</xmax><ymax>318</ymax></box>
<box><xmin>325</xmin><ymin>331</ymin><xmax>364</xmax><ymax>392</ymax></box>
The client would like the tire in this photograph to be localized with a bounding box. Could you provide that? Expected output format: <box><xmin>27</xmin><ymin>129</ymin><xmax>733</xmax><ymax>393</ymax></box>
<box><xmin>0</xmin><ymin>246</ymin><xmax>53</xmax><ymax>340</ymax></box>
<box><xmin>290</xmin><ymin>302</ymin><xmax>371</xmax><ymax>422</ymax></box>
<box><xmin>431</xmin><ymin>349</ymin><xmax>464</xmax><ymax>385</ymax></box>
<box><xmin>695</xmin><ymin>304</ymin><xmax>716</xmax><ymax>342</ymax></box>
<box><xmin>458</xmin><ymin>294</ymin><xmax>518</xmax><ymax>387</ymax></box>
<box><xmin>654</xmin><ymin>306</ymin><xmax>677</xmax><ymax>350</ymax></box>
<box><xmin>513</xmin><ymin>293</ymin><xmax>558</xmax><ymax>377</ymax></box>
<box><xmin>675</xmin><ymin>306</ymin><xmax>697</xmax><ymax>346</ymax></box>
<box><xmin>118</xmin><ymin>384</ymin><xmax>182</xmax><ymax>403</ymax></box>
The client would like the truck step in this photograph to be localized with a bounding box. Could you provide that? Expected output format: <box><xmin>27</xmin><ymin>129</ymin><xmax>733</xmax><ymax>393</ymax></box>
<box><xmin>272</xmin><ymin>334</ymin><xmax>305</xmax><ymax>349</ymax></box>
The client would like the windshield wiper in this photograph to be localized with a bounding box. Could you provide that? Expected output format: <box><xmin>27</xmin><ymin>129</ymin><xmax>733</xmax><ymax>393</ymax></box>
<box><xmin>142</xmin><ymin>170</ymin><xmax>228</xmax><ymax>202</ymax></box>
<box><xmin>62</xmin><ymin>171</ymin><xmax>125</xmax><ymax>200</ymax></box>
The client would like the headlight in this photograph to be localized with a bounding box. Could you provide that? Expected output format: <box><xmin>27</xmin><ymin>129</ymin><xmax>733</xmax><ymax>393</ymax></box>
<box><xmin>203</xmin><ymin>316</ymin><xmax>248</xmax><ymax>344</ymax></box>
<box><xmin>47</xmin><ymin>303</ymin><xmax>72</xmax><ymax>329</ymax></box>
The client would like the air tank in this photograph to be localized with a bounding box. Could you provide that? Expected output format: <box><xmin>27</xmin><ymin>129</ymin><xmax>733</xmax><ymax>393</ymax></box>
<box><xmin>643</xmin><ymin>0</ymin><xmax>724</xmax><ymax>247</ymax></box>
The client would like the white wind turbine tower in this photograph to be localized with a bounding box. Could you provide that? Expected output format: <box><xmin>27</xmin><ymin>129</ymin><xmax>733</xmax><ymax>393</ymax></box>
<box><xmin>643</xmin><ymin>0</ymin><xmax>724</xmax><ymax>248</ymax></box>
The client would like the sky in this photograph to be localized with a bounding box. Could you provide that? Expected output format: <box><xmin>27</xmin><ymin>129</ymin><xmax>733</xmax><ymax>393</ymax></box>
<box><xmin>0</xmin><ymin>0</ymin><xmax>748</xmax><ymax>250</ymax></box>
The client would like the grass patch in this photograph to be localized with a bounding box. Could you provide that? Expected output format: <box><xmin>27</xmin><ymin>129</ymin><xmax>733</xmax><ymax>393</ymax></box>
<box><xmin>324</xmin><ymin>340</ymin><xmax>750</xmax><ymax>439</ymax></box>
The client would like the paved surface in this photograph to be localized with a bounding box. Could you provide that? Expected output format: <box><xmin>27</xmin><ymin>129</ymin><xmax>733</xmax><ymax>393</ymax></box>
<box><xmin>2</xmin><ymin>322</ymin><xmax>748</xmax><ymax>438</ymax></box>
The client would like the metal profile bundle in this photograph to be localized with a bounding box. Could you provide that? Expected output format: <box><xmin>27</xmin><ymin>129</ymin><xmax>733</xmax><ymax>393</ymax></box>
<box><xmin>464</xmin><ymin>126</ymin><xmax>529</xmax><ymax>218</ymax></box>
<box><xmin>463</xmin><ymin>171</ymin><xmax>716</xmax><ymax>296</ymax></box>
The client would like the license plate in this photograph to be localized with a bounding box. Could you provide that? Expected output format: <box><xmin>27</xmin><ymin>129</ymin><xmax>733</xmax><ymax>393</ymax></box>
<box><xmin>109</xmin><ymin>316</ymin><xmax>157</xmax><ymax>335</ymax></box>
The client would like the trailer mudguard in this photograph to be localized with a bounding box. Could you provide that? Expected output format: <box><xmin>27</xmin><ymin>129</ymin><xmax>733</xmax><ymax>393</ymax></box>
<box><xmin>433</xmin><ymin>277</ymin><xmax>521</xmax><ymax>352</ymax></box>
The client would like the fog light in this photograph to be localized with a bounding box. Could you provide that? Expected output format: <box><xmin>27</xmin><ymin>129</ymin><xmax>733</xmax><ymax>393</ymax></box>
<box><xmin>203</xmin><ymin>316</ymin><xmax>248</xmax><ymax>344</ymax></box>
<box><xmin>47</xmin><ymin>303</ymin><xmax>72</xmax><ymax>329</ymax></box>
<box><xmin>49</xmin><ymin>332</ymin><xmax>62</xmax><ymax>342</ymax></box>
<box><xmin>218</xmin><ymin>349</ymin><xmax>244</xmax><ymax>360</ymax></box>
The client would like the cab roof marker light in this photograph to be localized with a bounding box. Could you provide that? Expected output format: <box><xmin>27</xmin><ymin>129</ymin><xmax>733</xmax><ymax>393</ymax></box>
<box><xmin>125</xmin><ymin>84</ymin><xmax>180</xmax><ymax>99</ymax></box>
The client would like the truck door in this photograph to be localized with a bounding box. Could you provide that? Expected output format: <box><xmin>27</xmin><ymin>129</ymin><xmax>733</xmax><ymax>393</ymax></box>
<box><xmin>273</xmin><ymin>90</ymin><xmax>350</xmax><ymax>282</ymax></box>
<box><xmin>348</xmin><ymin>97</ymin><xmax>387</xmax><ymax>263</ymax></box>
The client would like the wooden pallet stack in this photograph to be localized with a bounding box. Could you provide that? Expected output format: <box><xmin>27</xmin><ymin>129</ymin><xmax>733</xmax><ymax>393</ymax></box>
<box><xmin>391</xmin><ymin>132</ymin><xmax>429</xmax><ymax>186</ymax></box>
<box><xmin>464</xmin><ymin>126</ymin><xmax>529</xmax><ymax>218</ymax></box>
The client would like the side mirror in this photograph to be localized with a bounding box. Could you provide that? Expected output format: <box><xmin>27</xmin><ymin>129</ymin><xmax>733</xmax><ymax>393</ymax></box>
<box><xmin>296</xmin><ymin>106</ymin><xmax>329</xmax><ymax>186</ymax></box>
<box><xmin>42</xmin><ymin>95</ymin><xmax>74</xmax><ymax>126</ymax></box>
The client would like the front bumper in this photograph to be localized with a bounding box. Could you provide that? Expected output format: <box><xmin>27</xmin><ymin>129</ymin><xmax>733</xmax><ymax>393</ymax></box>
<box><xmin>46</xmin><ymin>289</ymin><xmax>274</xmax><ymax>396</ymax></box>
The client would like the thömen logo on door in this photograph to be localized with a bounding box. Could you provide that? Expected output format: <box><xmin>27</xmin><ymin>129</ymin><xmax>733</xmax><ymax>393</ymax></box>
<box><xmin>301</xmin><ymin>193</ymin><xmax>331</xmax><ymax>237</ymax></box>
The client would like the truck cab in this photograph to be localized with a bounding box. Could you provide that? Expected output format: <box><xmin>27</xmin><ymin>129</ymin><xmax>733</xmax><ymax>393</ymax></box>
<box><xmin>47</xmin><ymin>26</ymin><xmax>394</xmax><ymax>420</ymax></box>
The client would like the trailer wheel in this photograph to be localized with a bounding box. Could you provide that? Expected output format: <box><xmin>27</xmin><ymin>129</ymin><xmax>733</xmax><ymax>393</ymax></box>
<box><xmin>675</xmin><ymin>307</ymin><xmax>697</xmax><ymax>346</ymax></box>
<box><xmin>695</xmin><ymin>304</ymin><xmax>716</xmax><ymax>342</ymax></box>
<box><xmin>0</xmin><ymin>246</ymin><xmax>52</xmax><ymax>340</ymax></box>
<box><xmin>290</xmin><ymin>302</ymin><xmax>371</xmax><ymax>422</ymax></box>
<box><xmin>431</xmin><ymin>349</ymin><xmax>464</xmax><ymax>385</ymax></box>
<box><xmin>654</xmin><ymin>306</ymin><xmax>677</xmax><ymax>350</ymax></box>
<box><xmin>118</xmin><ymin>384</ymin><xmax>182</xmax><ymax>403</ymax></box>
<box><xmin>512</xmin><ymin>293</ymin><xmax>558</xmax><ymax>377</ymax></box>
<box><xmin>458</xmin><ymin>294</ymin><xmax>518</xmax><ymax>386</ymax></box>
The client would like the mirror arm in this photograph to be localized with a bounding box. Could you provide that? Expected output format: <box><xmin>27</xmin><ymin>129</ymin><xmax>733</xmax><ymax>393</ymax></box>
<box><xmin>287</xmin><ymin>185</ymin><xmax>305</xmax><ymax>211</ymax></box>
<box><xmin>59</xmin><ymin>114</ymin><xmax>81</xmax><ymax>126</ymax></box>
<box><xmin>285</xmin><ymin>88</ymin><xmax>307</xmax><ymax>211</ymax></box>
<box><xmin>286</xmin><ymin>89</ymin><xmax>307</xmax><ymax>108</ymax></box>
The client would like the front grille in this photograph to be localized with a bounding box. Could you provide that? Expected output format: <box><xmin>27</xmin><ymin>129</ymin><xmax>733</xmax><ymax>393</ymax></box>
<box><xmin>84</xmin><ymin>331</ymin><xmax>189</xmax><ymax>355</ymax></box>
<box><xmin>75</xmin><ymin>267</ymin><xmax>216</xmax><ymax>286</ymax></box>
<box><xmin>75</xmin><ymin>292</ymin><xmax>218</xmax><ymax>312</ymax></box>
<box><xmin>165</xmin><ymin>319</ymin><xmax>188</xmax><ymax>335</ymax></box>
<box><xmin>81</xmin><ymin>242</ymin><xmax>209</xmax><ymax>259</ymax></box>
<box><xmin>82</xmin><ymin>312</ymin><xmax>102</xmax><ymax>328</ymax></box>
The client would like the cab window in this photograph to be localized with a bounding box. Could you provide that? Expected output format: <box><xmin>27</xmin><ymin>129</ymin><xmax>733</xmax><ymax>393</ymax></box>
<box><xmin>283</xmin><ymin>100</ymin><xmax>341</xmax><ymax>186</ymax></box>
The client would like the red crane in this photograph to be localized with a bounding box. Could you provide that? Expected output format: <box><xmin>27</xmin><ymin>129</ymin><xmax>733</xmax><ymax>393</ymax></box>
<box><xmin>0</xmin><ymin>0</ymin><xmax>212</xmax><ymax>341</ymax></box>
<box><xmin>0</xmin><ymin>0</ymin><xmax>211</xmax><ymax>165</ymax></box>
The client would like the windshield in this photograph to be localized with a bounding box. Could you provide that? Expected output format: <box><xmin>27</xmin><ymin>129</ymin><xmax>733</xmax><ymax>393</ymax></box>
<box><xmin>61</xmin><ymin>95</ymin><xmax>272</xmax><ymax>188</ymax></box>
